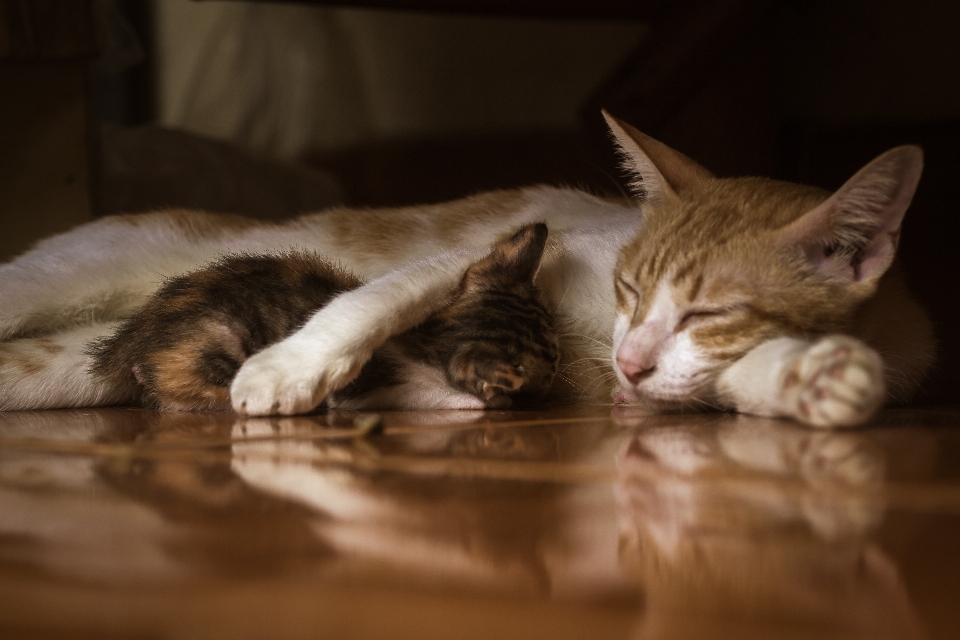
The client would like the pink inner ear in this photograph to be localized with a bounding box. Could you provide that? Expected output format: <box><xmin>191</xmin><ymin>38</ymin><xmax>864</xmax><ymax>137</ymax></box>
<box><xmin>855</xmin><ymin>229</ymin><xmax>898</xmax><ymax>282</ymax></box>
<box><xmin>783</xmin><ymin>207</ymin><xmax>896</xmax><ymax>283</ymax></box>
<box><xmin>775</xmin><ymin>146</ymin><xmax>922</xmax><ymax>284</ymax></box>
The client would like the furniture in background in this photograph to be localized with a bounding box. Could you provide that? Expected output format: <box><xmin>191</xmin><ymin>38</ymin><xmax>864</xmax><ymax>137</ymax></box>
<box><xmin>0</xmin><ymin>0</ymin><xmax>97</xmax><ymax>262</ymax></box>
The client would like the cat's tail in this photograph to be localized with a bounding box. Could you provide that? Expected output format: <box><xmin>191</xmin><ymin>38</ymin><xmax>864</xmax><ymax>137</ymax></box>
<box><xmin>0</xmin><ymin>322</ymin><xmax>137</xmax><ymax>410</ymax></box>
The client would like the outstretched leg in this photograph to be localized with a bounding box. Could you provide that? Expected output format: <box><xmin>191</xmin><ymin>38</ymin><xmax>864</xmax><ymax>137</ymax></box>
<box><xmin>716</xmin><ymin>335</ymin><xmax>886</xmax><ymax>428</ymax></box>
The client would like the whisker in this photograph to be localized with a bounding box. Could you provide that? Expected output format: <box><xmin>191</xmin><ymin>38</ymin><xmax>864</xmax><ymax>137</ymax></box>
<box><xmin>582</xmin><ymin>378</ymin><xmax>614</xmax><ymax>397</ymax></box>
<box><xmin>555</xmin><ymin>331</ymin><xmax>612</xmax><ymax>349</ymax></box>
<box><xmin>555</xmin><ymin>372</ymin><xmax>584</xmax><ymax>392</ymax></box>
<box><xmin>562</xmin><ymin>356</ymin><xmax>613</xmax><ymax>367</ymax></box>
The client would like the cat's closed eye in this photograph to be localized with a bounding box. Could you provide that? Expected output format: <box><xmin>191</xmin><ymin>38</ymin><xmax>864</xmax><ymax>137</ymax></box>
<box><xmin>617</xmin><ymin>276</ymin><xmax>641</xmax><ymax>303</ymax></box>
<box><xmin>677</xmin><ymin>304</ymin><xmax>748</xmax><ymax>331</ymax></box>
<box><xmin>677</xmin><ymin>309</ymin><xmax>720</xmax><ymax>331</ymax></box>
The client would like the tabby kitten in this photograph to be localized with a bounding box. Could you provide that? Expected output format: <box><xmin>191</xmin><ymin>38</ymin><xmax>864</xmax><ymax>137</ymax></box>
<box><xmin>90</xmin><ymin>224</ymin><xmax>559</xmax><ymax>412</ymax></box>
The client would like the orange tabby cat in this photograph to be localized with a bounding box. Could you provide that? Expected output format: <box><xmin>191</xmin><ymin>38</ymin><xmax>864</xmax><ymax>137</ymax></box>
<box><xmin>0</xmin><ymin>112</ymin><xmax>934</xmax><ymax>427</ymax></box>
<box><xmin>607</xmin><ymin>119</ymin><xmax>933</xmax><ymax>426</ymax></box>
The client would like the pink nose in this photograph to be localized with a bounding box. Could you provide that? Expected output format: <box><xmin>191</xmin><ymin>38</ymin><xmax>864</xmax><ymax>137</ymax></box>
<box><xmin>616</xmin><ymin>353</ymin><xmax>656</xmax><ymax>385</ymax></box>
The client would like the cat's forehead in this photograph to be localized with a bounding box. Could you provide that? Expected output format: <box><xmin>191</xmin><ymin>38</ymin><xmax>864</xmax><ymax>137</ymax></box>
<box><xmin>625</xmin><ymin>178</ymin><xmax>828</xmax><ymax>281</ymax></box>
<box><xmin>663</xmin><ymin>178</ymin><xmax>826</xmax><ymax>237</ymax></box>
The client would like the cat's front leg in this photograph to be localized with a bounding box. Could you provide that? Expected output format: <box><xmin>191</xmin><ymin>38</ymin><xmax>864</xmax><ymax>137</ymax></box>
<box><xmin>716</xmin><ymin>336</ymin><xmax>886</xmax><ymax>428</ymax></box>
<box><xmin>229</xmin><ymin>326</ymin><xmax>368</xmax><ymax>415</ymax></box>
<box><xmin>785</xmin><ymin>337</ymin><xmax>887</xmax><ymax>427</ymax></box>
<box><xmin>230</xmin><ymin>249</ymin><xmax>482</xmax><ymax>416</ymax></box>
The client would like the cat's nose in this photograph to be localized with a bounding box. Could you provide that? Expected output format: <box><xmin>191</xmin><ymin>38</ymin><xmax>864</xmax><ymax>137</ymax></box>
<box><xmin>616</xmin><ymin>326</ymin><xmax>663</xmax><ymax>385</ymax></box>
<box><xmin>617</xmin><ymin>349</ymin><xmax>657</xmax><ymax>385</ymax></box>
<box><xmin>618</xmin><ymin>357</ymin><xmax>656</xmax><ymax>385</ymax></box>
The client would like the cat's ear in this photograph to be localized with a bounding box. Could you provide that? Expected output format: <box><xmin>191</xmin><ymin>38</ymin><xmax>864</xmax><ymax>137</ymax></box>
<box><xmin>602</xmin><ymin>110</ymin><xmax>714</xmax><ymax>205</ymax></box>
<box><xmin>463</xmin><ymin>223</ymin><xmax>548</xmax><ymax>289</ymax></box>
<box><xmin>775</xmin><ymin>145</ymin><xmax>923</xmax><ymax>286</ymax></box>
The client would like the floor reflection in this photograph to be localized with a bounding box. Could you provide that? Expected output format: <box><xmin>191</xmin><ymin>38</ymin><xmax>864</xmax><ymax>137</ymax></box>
<box><xmin>612</xmin><ymin>412</ymin><xmax>930</xmax><ymax>639</ymax></box>
<box><xmin>0</xmin><ymin>408</ymin><xmax>957</xmax><ymax>638</ymax></box>
<box><xmin>230</xmin><ymin>415</ymin><xmax>633</xmax><ymax>601</ymax></box>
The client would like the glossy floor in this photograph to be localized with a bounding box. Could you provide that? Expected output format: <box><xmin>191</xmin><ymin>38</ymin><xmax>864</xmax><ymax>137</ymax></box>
<box><xmin>1</xmin><ymin>406</ymin><xmax>959</xmax><ymax>639</ymax></box>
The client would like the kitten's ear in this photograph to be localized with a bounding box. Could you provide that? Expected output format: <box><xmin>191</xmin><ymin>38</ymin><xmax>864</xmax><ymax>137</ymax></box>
<box><xmin>775</xmin><ymin>145</ymin><xmax>923</xmax><ymax>286</ymax></box>
<box><xmin>602</xmin><ymin>110</ymin><xmax>714</xmax><ymax>205</ymax></box>
<box><xmin>464</xmin><ymin>223</ymin><xmax>548</xmax><ymax>289</ymax></box>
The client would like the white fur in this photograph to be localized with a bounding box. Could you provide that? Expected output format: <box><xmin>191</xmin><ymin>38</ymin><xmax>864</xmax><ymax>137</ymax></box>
<box><xmin>0</xmin><ymin>322</ymin><xmax>132</xmax><ymax>410</ymax></box>
<box><xmin>328</xmin><ymin>354</ymin><xmax>487</xmax><ymax>412</ymax></box>
<box><xmin>717</xmin><ymin>335</ymin><xmax>885</xmax><ymax>428</ymax></box>
<box><xmin>331</xmin><ymin>370</ymin><xmax>487</xmax><ymax>412</ymax></box>
<box><xmin>716</xmin><ymin>337</ymin><xmax>809</xmax><ymax>418</ymax></box>
<box><xmin>612</xmin><ymin>278</ymin><xmax>715</xmax><ymax>408</ymax></box>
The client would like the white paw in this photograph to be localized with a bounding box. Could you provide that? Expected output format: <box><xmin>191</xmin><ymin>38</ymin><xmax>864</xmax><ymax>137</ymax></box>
<box><xmin>784</xmin><ymin>336</ymin><xmax>885</xmax><ymax>428</ymax></box>
<box><xmin>230</xmin><ymin>338</ymin><xmax>368</xmax><ymax>416</ymax></box>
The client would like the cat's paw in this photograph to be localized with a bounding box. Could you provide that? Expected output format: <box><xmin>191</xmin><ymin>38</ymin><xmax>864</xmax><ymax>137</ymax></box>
<box><xmin>230</xmin><ymin>338</ymin><xmax>366</xmax><ymax>416</ymax></box>
<box><xmin>449</xmin><ymin>349</ymin><xmax>550</xmax><ymax>409</ymax></box>
<box><xmin>784</xmin><ymin>336</ymin><xmax>885</xmax><ymax>428</ymax></box>
<box><xmin>476</xmin><ymin>364</ymin><xmax>525</xmax><ymax>408</ymax></box>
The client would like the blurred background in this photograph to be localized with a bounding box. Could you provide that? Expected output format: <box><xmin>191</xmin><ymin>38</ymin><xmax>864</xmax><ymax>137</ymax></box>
<box><xmin>1</xmin><ymin>0</ymin><xmax>958</xmax><ymax>401</ymax></box>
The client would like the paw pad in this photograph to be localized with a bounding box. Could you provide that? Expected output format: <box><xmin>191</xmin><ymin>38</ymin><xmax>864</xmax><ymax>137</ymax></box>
<box><xmin>786</xmin><ymin>337</ymin><xmax>885</xmax><ymax>428</ymax></box>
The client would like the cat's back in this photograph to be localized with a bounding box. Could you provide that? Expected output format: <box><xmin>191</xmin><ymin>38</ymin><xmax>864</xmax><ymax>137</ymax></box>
<box><xmin>9</xmin><ymin>185</ymin><xmax>641</xmax><ymax>311</ymax></box>
<box><xmin>273</xmin><ymin>186</ymin><xmax>644</xmax><ymax>278</ymax></box>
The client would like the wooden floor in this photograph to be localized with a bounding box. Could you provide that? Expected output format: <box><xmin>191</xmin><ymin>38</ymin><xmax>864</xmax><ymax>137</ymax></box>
<box><xmin>1</xmin><ymin>406</ymin><xmax>959</xmax><ymax>639</ymax></box>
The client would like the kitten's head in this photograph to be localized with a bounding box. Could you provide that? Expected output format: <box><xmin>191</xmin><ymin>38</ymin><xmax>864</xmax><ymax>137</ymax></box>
<box><xmin>604</xmin><ymin>112</ymin><xmax>923</xmax><ymax>410</ymax></box>
<box><xmin>424</xmin><ymin>223</ymin><xmax>560</xmax><ymax>408</ymax></box>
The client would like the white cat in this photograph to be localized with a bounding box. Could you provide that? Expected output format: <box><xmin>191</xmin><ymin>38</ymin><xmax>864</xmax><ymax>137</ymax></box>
<box><xmin>0</xmin><ymin>113</ymin><xmax>933</xmax><ymax>427</ymax></box>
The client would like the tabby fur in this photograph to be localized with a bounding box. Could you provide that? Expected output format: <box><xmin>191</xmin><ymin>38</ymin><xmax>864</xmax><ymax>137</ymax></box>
<box><xmin>90</xmin><ymin>224</ymin><xmax>558</xmax><ymax>411</ymax></box>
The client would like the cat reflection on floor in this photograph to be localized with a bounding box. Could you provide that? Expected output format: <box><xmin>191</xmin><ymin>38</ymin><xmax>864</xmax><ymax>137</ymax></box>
<box><xmin>0</xmin><ymin>409</ymin><xmax>630</xmax><ymax>599</ymax></box>
<box><xmin>613</xmin><ymin>412</ymin><xmax>930</xmax><ymax>639</ymax></box>
<box><xmin>0</xmin><ymin>407</ymin><xmax>942</xmax><ymax>635</ymax></box>
<box><xmin>229</xmin><ymin>415</ymin><xmax>630</xmax><ymax>600</ymax></box>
